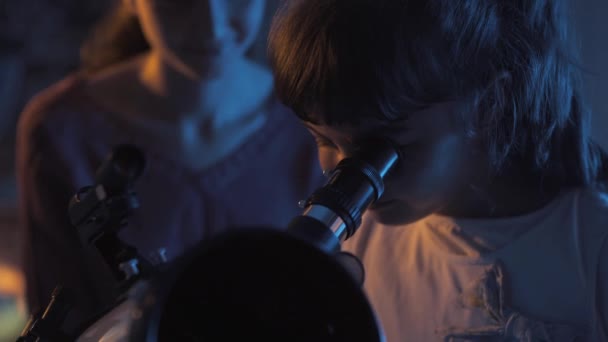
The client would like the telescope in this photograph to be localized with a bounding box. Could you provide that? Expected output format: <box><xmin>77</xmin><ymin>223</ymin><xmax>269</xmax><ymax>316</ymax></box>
<box><xmin>17</xmin><ymin>139</ymin><xmax>399</xmax><ymax>342</ymax></box>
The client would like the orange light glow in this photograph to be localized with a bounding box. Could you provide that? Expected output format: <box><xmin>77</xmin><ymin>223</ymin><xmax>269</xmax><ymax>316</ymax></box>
<box><xmin>0</xmin><ymin>263</ymin><xmax>26</xmax><ymax>314</ymax></box>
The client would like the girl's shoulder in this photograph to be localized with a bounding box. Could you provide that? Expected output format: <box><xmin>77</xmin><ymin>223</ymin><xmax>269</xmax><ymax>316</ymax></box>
<box><xmin>576</xmin><ymin>187</ymin><xmax>608</xmax><ymax>230</ymax></box>
<box><xmin>17</xmin><ymin>73</ymin><xmax>101</xmax><ymax>135</ymax></box>
<box><xmin>16</xmin><ymin>72</ymin><xmax>117</xmax><ymax>164</ymax></box>
<box><xmin>568</xmin><ymin>187</ymin><xmax>608</xmax><ymax>283</ymax></box>
<box><xmin>574</xmin><ymin>187</ymin><xmax>608</xmax><ymax>251</ymax></box>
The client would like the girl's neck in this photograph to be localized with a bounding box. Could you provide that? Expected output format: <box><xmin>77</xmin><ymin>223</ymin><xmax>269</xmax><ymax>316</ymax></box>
<box><xmin>83</xmin><ymin>51</ymin><xmax>274</xmax><ymax>134</ymax></box>
<box><xmin>139</xmin><ymin>51</ymin><xmax>274</xmax><ymax>125</ymax></box>
<box><xmin>82</xmin><ymin>52</ymin><xmax>274</xmax><ymax>170</ymax></box>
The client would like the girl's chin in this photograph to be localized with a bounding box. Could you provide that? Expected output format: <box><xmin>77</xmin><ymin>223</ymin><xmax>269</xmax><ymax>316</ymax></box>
<box><xmin>366</xmin><ymin>201</ymin><xmax>434</xmax><ymax>226</ymax></box>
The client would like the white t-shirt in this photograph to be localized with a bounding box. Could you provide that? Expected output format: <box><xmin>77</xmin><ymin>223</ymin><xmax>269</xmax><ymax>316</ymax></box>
<box><xmin>342</xmin><ymin>187</ymin><xmax>608</xmax><ymax>341</ymax></box>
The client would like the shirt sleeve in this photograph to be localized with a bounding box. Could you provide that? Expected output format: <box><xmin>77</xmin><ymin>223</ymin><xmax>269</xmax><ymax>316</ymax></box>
<box><xmin>15</xmin><ymin>108</ymin><xmax>114</xmax><ymax>334</ymax></box>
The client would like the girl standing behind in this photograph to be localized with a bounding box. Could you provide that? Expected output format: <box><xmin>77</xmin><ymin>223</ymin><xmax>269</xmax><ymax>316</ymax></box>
<box><xmin>16</xmin><ymin>0</ymin><xmax>321</xmax><ymax>333</ymax></box>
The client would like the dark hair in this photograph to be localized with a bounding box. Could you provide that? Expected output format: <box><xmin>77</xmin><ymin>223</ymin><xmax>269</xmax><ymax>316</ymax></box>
<box><xmin>80</xmin><ymin>0</ymin><xmax>278</xmax><ymax>74</ymax></box>
<box><xmin>268</xmin><ymin>0</ymin><xmax>607</xmax><ymax>188</ymax></box>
